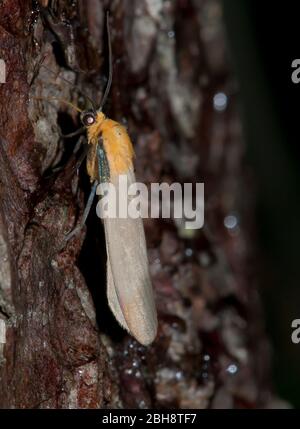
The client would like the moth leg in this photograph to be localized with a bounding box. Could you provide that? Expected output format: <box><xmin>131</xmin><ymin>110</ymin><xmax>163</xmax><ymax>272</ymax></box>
<box><xmin>72</xmin><ymin>134</ymin><xmax>85</xmax><ymax>154</ymax></box>
<box><xmin>67</xmin><ymin>139</ymin><xmax>89</xmax><ymax>178</ymax></box>
<box><xmin>81</xmin><ymin>180</ymin><xmax>99</xmax><ymax>224</ymax></box>
<box><xmin>52</xmin><ymin>135</ymin><xmax>88</xmax><ymax>176</ymax></box>
<box><xmin>64</xmin><ymin>180</ymin><xmax>98</xmax><ymax>243</ymax></box>
<box><xmin>58</xmin><ymin>126</ymin><xmax>86</xmax><ymax>140</ymax></box>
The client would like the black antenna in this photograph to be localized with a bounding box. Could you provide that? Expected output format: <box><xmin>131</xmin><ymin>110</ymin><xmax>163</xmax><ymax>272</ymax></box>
<box><xmin>41</xmin><ymin>63</ymin><xmax>97</xmax><ymax>112</ymax></box>
<box><xmin>98</xmin><ymin>11</ymin><xmax>113</xmax><ymax>111</ymax></box>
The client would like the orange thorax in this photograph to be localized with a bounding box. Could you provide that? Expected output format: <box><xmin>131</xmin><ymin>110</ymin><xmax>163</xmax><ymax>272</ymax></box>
<box><xmin>86</xmin><ymin>112</ymin><xmax>134</xmax><ymax>181</ymax></box>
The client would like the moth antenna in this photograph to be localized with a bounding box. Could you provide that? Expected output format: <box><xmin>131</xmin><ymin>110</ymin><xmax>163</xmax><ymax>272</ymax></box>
<box><xmin>40</xmin><ymin>64</ymin><xmax>96</xmax><ymax>111</ymax></box>
<box><xmin>33</xmin><ymin>96</ymin><xmax>83</xmax><ymax>113</ymax></box>
<box><xmin>98</xmin><ymin>11</ymin><xmax>113</xmax><ymax>111</ymax></box>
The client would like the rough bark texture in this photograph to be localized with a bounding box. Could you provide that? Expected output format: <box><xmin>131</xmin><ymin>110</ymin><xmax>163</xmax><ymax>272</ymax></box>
<box><xmin>0</xmin><ymin>0</ymin><xmax>280</xmax><ymax>408</ymax></box>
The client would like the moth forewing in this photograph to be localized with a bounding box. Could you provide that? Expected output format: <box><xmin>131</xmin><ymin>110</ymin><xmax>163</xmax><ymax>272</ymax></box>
<box><xmin>103</xmin><ymin>169</ymin><xmax>157</xmax><ymax>346</ymax></box>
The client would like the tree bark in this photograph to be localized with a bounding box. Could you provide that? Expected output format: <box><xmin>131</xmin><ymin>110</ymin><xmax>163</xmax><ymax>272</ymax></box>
<box><xmin>0</xmin><ymin>0</ymin><xmax>279</xmax><ymax>408</ymax></box>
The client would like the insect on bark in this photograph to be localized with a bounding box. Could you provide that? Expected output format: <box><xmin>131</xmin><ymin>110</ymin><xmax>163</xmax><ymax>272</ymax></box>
<box><xmin>62</xmin><ymin>13</ymin><xmax>157</xmax><ymax>346</ymax></box>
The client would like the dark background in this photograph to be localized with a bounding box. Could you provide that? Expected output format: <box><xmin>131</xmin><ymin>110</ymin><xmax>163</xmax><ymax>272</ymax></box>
<box><xmin>223</xmin><ymin>0</ymin><xmax>300</xmax><ymax>407</ymax></box>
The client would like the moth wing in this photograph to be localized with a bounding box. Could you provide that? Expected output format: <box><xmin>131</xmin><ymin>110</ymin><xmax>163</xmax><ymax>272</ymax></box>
<box><xmin>103</xmin><ymin>169</ymin><xmax>157</xmax><ymax>345</ymax></box>
<box><xmin>107</xmin><ymin>260</ymin><xmax>128</xmax><ymax>330</ymax></box>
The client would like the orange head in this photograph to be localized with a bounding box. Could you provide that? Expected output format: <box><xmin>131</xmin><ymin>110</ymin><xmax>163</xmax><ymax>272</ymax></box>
<box><xmin>81</xmin><ymin>111</ymin><xmax>106</xmax><ymax>145</ymax></box>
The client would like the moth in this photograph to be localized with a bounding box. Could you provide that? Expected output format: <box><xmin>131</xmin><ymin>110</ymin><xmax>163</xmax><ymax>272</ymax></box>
<box><xmin>60</xmin><ymin>14</ymin><xmax>158</xmax><ymax>346</ymax></box>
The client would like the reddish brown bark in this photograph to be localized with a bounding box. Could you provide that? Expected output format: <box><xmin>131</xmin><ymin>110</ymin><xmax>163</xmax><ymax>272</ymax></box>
<box><xmin>0</xmin><ymin>0</ymin><xmax>279</xmax><ymax>408</ymax></box>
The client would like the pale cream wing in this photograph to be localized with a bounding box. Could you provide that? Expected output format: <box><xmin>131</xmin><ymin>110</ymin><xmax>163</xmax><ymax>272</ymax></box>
<box><xmin>103</xmin><ymin>169</ymin><xmax>157</xmax><ymax>345</ymax></box>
